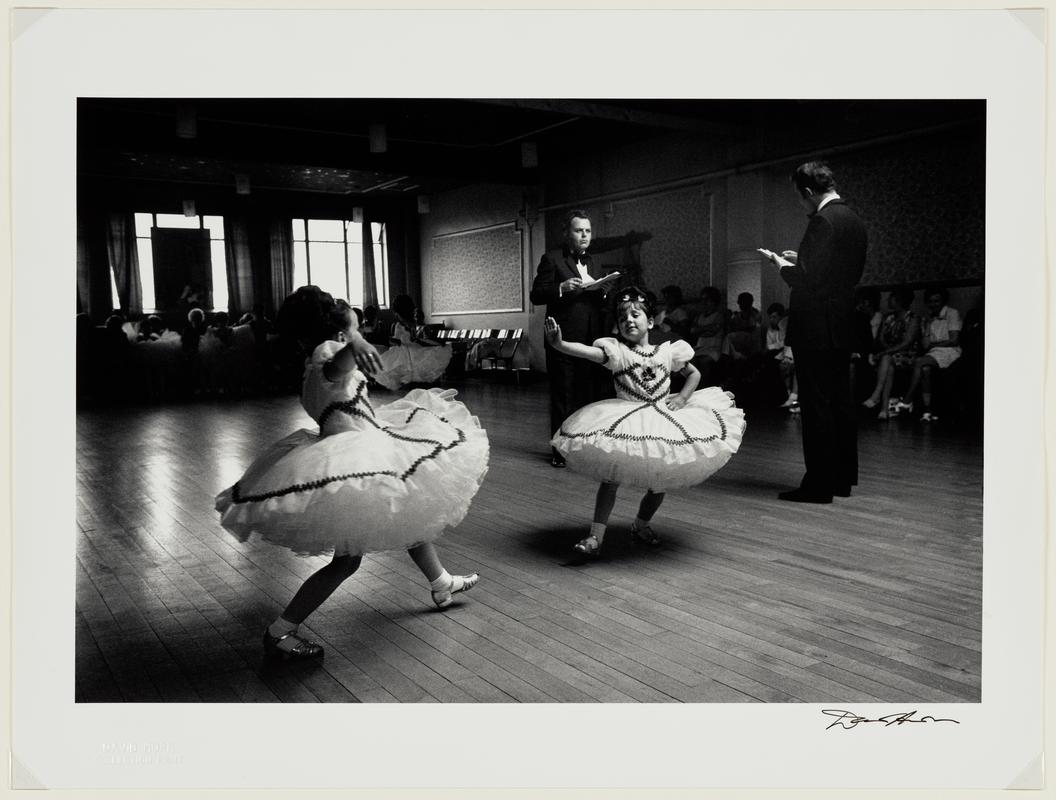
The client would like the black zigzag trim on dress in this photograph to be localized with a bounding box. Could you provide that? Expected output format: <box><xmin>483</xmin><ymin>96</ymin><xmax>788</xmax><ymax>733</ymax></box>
<box><xmin>317</xmin><ymin>380</ymin><xmax>375</xmax><ymax>430</ymax></box>
<box><xmin>558</xmin><ymin>404</ymin><xmax>730</xmax><ymax>446</ymax></box>
<box><xmin>612</xmin><ymin>361</ymin><xmax>672</xmax><ymax>403</ymax></box>
<box><xmin>231</xmin><ymin>401</ymin><xmax>467</xmax><ymax>504</ymax></box>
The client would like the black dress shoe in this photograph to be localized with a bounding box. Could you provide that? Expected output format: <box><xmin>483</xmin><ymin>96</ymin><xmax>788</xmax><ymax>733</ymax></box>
<box><xmin>263</xmin><ymin>630</ymin><xmax>324</xmax><ymax>661</ymax></box>
<box><xmin>550</xmin><ymin>451</ymin><xmax>566</xmax><ymax>468</ymax></box>
<box><xmin>833</xmin><ymin>485</ymin><xmax>852</xmax><ymax>497</ymax></box>
<box><xmin>778</xmin><ymin>488</ymin><xmax>833</xmax><ymax>504</ymax></box>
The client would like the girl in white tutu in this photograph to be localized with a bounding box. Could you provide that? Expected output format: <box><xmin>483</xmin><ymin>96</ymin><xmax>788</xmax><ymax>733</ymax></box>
<box><xmin>373</xmin><ymin>294</ymin><xmax>451</xmax><ymax>391</ymax></box>
<box><xmin>216</xmin><ymin>286</ymin><xmax>488</xmax><ymax>661</ymax></box>
<box><xmin>545</xmin><ymin>287</ymin><xmax>745</xmax><ymax>557</ymax></box>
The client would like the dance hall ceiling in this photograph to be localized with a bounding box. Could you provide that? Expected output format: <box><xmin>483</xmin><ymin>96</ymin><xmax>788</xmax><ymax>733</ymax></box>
<box><xmin>78</xmin><ymin>98</ymin><xmax>982</xmax><ymax>202</ymax></box>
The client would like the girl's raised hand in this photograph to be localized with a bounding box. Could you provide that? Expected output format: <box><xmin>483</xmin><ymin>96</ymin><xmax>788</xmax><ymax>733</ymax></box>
<box><xmin>349</xmin><ymin>336</ymin><xmax>383</xmax><ymax>374</ymax></box>
<box><xmin>544</xmin><ymin>317</ymin><xmax>563</xmax><ymax>345</ymax></box>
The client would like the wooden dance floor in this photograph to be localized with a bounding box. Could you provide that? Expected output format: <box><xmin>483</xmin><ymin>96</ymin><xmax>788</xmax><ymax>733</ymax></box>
<box><xmin>75</xmin><ymin>379</ymin><xmax>983</xmax><ymax>703</ymax></box>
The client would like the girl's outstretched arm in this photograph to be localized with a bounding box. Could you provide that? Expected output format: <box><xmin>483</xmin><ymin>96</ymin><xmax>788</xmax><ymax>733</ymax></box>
<box><xmin>325</xmin><ymin>331</ymin><xmax>383</xmax><ymax>379</ymax></box>
<box><xmin>543</xmin><ymin>317</ymin><xmax>607</xmax><ymax>363</ymax></box>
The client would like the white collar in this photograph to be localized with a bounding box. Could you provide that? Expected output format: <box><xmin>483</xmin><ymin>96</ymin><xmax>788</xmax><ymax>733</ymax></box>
<box><xmin>817</xmin><ymin>192</ymin><xmax>841</xmax><ymax>211</ymax></box>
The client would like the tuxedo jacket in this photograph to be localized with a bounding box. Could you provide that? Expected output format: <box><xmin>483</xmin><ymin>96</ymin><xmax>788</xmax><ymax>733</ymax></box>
<box><xmin>530</xmin><ymin>247</ymin><xmax>611</xmax><ymax>345</ymax></box>
<box><xmin>780</xmin><ymin>199</ymin><xmax>867</xmax><ymax>351</ymax></box>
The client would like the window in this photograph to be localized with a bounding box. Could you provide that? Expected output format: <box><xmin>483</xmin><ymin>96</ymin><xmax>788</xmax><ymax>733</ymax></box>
<box><xmin>292</xmin><ymin>218</ymin><xmax>389</xmax><ymax>308</ymax></box>
<box><xmin>111</xmin><ymin>213</ymin><xmax>228</xmax><ymax>312</ymax></box>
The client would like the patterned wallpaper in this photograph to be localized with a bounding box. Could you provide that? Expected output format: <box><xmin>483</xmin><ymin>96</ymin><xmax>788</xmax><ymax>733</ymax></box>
<box><xmin>431</xmin><ymin>224</ymin><xmax>524</xmax><ymax>314</ymax></box>
<box><xmin>829</xmin><ymin>130</ymin><xmax>985</xmax><ymax>286</ymax></box>
<box><xmin>546</xmin><ymin>186</ymin><xmax>713</xmax><ymax>296</ymax></box>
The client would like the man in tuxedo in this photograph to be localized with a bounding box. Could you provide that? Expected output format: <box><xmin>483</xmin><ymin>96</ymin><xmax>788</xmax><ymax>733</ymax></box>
<box><xmin>761</xmin><ymin>162</ymin><xmax>867</xmax><ymax>502</ymax></box>
<box><xmin>530</xmin><ymin>209</ymin><xmax>616</xmax><ymax>467</ymax></box>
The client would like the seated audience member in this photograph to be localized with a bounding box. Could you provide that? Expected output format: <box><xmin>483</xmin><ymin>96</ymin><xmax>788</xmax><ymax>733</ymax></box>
<box><xmin>765</xmin><ymin>302</ymin><xmax>798</xmax><ymax>410</ymax></box>
<box><xmin>182</xmin><ymin>307</ymin><xmax>208</xmax><ymax>350</ymax></box>
<box><xmin>849</xmin><ymin>287</ymin><xmax>882</xmax><ymax>402</ymax></box>
<box><xmin>862</xmin><ymin>288</ymin><xmax>920</xmax><ymax>419</ymax></box>
<box><xmin>690</xmin><ymin>286</ymin><xmax>726</xmax><ymax>387</ymax></box>
<box><xmin>373</xmin><ymin>294</ymin><xmax>451</xmax><ymax>391</ymax></box>
<box><xmin>724</xmin><ymin>292</ymin><xmax>763</xmax><ymax>359</ymax></box>
<box><xmin>132</xmin><ymin>315</ymin><xmax>181</xmax><ymax>401</ymax></box>
<box><xmin>654</xmin><ymin>284</ymin><xmax>692</xmax><ymax>343</ymax></box>
<box><xmin>137</xmin><ymin>314</ymin><xmax>166</xmax><ymax>342</ymax></box>
<box><xmin>360</xmin><ymin>304</ymin><xmax>389</xmax><ymax>347</ymax></box>
<box><xmin>209</xmin><ymin>311</ymin><xmax>234</xmax><ymax>346</ymax></box>
<box><xmin>894</xmin><ymin>287</ymin><xmax>962</xmax><ymax>422</ymax></box>
<box><xmin>180</xmin><ymin>307</ymin><xmax>209</xmax><ymax>396</ymax></box>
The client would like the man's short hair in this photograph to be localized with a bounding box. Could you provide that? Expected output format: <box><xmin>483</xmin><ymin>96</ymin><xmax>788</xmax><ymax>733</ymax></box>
<box><xmin>563</xmin><ymin>208</ymin><xmax>591</xmax><ymax>230</ymax></box>
<box><xmin>767</xmin><ymin>302</ymin><xmax>786</xmax><ymax>317</ymax></box>
<box><xmin>791</xmin><ymin>161</ymin><xmax>837</xmax><ymax>196</ymax></box>
<box><xmin>737</xmin><ymin>292</ymin><xmax>754</xmax><ymax>307</ymax></box>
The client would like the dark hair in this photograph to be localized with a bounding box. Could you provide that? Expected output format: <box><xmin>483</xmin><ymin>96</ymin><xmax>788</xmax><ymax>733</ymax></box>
<box><xmin>767</xmin><ymin>302</ymin><xmax>786</xmax><ymax>316</ymax></box>
<box><xmin>737</xmin><ymin>292</ymin><xmax>754</xmax><ymax>308</ymax></box>
<box><xmin>661</xmin><ymin>285</ymin><xmax>683</xmax><ymax>305</ymax></box>
<box><xmin>700</xmin><ymin>286</ymin><xmax>722</xmax><ymax>307</ymax></box>
<box><xmin>791</xmin><ymin>161</ymin><xmax>837</xmax><ymax>195</ymax></box>
<box><xmin>563</xmin><ymin>208</ymin><xmax>591</xmax><ymax>230</ymax></box>
<box><xmin>925</xmin><ymin>287</ymin><xmax>949</xmax><ymax>305</ymax></box>
<box><xmin>890</xmin><ymin>288</ymin><xmax>915</xmax><ymax>309</ymax></box>
<box><xmin>392</xmin><ymin>294</ymin><xmax>417</xmax><ymax>321</ymax></box>
<box><xmin>612</xmin><ymin>285</ymin><xmax>656</xmax><ymax>319</ymax></box>
<box><xmin>276</xmin><ymin>285</ymin><xmax>345</xmax><ymax>350</ymax></box>
<box><xmin>329</xmin><ymin>300</ymin><xmax>355</xmax><ymax>336</ymax></box>
<box><xmin>352</xmin><ymin>306</ymin><xmax>365</xmax><ymax>326</ymax></box>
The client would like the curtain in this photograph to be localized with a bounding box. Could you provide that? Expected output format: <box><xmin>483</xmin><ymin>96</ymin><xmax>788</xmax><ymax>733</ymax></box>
<box><xmin>361</xmin><ymin>214</ymin><xmax>379</xmax><ymax>308</ymax></box>
<box><xmin>107</xmin><ymin>212</ymin><xmax>142</xmax><ymax>315</ymax></box>
<box><xmin>385</xmin><ymin>208</ymin><xmax>413</xmax><ymax>301</ymax></box>
<box><xmin>77</xmin><ymin>208</ymin><xmax>113</xmax><ymax>320</ymax></box>
<box><xmin>224</xmin><ymin>214</ymin><xmax>254</xmax><ymax>318</ymax></box>
<box><xmin>269</xmin><ymin>217</ymin><xmax>295</xmax><ymax>311</ymax></box>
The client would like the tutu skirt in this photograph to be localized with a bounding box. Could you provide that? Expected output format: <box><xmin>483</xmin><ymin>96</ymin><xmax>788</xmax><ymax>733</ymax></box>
<box><xmin>552</xmin><ymin>387</ymin><xmax>745</xmax><ymax>490</ymax></box>
<box><xmin>216</xmin><ymin>388</ymin><xmax>488</xmax><ymax>556</ymax></box>
<box><xmin>374</xmin><ymin>344</ymin><xmax>452</xmax><ymax>390</ymax></box>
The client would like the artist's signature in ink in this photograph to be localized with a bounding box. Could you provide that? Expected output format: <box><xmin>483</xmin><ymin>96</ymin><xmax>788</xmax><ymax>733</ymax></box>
<box><xmin>822</xmin><ymin>709</ymin><xmax>961</xmax><ymax>730</ymax></box>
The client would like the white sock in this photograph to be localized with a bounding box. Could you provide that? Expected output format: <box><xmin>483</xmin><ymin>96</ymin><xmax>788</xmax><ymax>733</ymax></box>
<box><xmin>590</xmin><ymin>522</ymin><xmax>606</xmax><ymax>542</ymax></box>
<box><xmin>430</xmin><ymin>569</ymin><xmax>453</xmax><ymax>591</ymax></box>
<box><xmin>633</xmin><ymin>517</ymin><xmax>650</xmax><ymax>529</ymax></box>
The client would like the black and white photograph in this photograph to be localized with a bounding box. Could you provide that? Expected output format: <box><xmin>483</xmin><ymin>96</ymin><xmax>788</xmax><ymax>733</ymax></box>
<box><xmin>73</xmin><ymin>95</ymin><xmax>987</xmax><ymax>704</ymax></box>
<box><xmin>8</xmin><ymin>6</ymin><xmax>1048</xmax><ymax>794</ymax></box>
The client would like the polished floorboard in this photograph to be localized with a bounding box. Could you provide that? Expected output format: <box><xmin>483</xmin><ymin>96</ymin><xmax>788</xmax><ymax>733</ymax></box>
<box><xmin>75</xmin><ymin>378</ymin><xmax>983</xmax><ymax>703</ymax></box>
